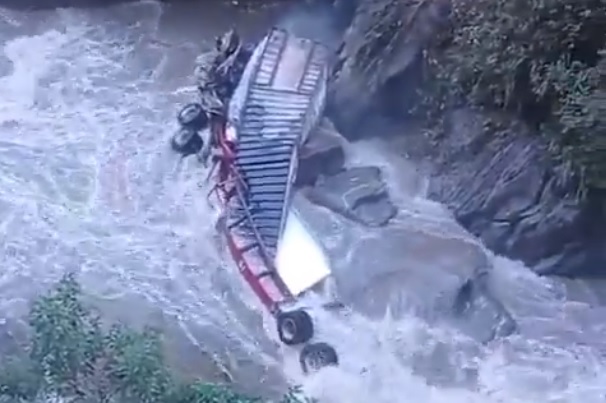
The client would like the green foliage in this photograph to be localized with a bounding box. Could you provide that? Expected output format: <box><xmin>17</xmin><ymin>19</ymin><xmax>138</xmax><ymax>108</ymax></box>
<box><xmin>422</xmin><ymin>0</ymin><xmax>606</xmax><ymax>189</ymax></box>
<box><xmin>0</xmin><ymin>273</ymin><xmax>310</xmax><ymax>403</ymax></box>
<box><xmin>28</xmin><ymin>273</ymin><xmax>104</xmax><ymax>396</ymax></box>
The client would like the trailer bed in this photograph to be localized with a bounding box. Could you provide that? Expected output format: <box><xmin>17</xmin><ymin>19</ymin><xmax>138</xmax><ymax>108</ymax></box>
<box><xmin>227</xmin><ymin>28</ymin><xmax>328</xmax><ymax>255</ymax></box>
<box><xmin>212</xmin><ymin>27</ymin><xmax>330</xmax><ymax>310</ymax></box>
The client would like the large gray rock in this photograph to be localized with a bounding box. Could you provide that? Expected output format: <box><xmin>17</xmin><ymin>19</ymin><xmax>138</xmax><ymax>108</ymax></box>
<box><xmin>338</xmin><ymin>227</ymin><xmax>516</xmax><ymax>343</ymax></box>
<box><xmin>450</xmin><ymin>271</ymin><xmax>517</xmax><ymax>343</ymax></box>
<box><xmin>293</xmin><ymin>193</ymin><xmax>516</xmax><ymax>343</ymax></box>
<box><xmin>304</xmin><ymin>166</ymin><xmax>397</xmax><ymax>227</ymax></box>
<box><xmin>338</xmin><ymin>227</ymin><xmax>475</xmax><ymax>312</ymax></box>
<box><xmin>296</xmin><ymin>118</ymin><xmax>346</xmax><ymax>187</ymax></box>
<box><xmin>427</xmin><ymin>108</ymin><xmax>606</xmax><ymax>277</ymax></box>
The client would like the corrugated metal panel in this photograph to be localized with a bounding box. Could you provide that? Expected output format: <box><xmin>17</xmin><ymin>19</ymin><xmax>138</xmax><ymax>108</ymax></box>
<box><xmin>227</xmin><ymin>28</ymin><xmax>329</xmax><ymax>257</ymax></box>
<box><xmin>253</xmin><ymin>29</ymin><xmax>286</xmax><ymax>87</ymax></box>
<box><xmin>271</xmin><ymin>36</ymin><xmax>313</xmax><ymax>91</ymax></box>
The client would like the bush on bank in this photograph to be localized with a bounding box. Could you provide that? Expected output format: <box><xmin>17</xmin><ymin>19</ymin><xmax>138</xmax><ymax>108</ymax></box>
<box><xmin>422</xmin><ymin>0</ymin><xmax>606</xmax><ymax>192</ymax></box>
<box><xmin>0</xmin><ymin>273</ymin><xmax>311</xmax><ymax>403</ymax></box>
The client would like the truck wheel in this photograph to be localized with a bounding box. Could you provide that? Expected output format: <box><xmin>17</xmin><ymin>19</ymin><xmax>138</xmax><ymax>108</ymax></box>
<box><xmin>170</xmin><ymin>127</ymin><xmax>203</xmax><ymax>156</ymax></box>
<box><xmin>177</xmin><ymin>103</ymin><xmax>208</xmax><ymax>131</ymax></box>
<box><xmin>276</xmin><ymin>309</ymin><xmax>313</xmax><ymax>346</ymax></box>
<box><xmin>299</xmin><ymin>342</ymin><xmax>338</xmax><ymax>374</ymax></box>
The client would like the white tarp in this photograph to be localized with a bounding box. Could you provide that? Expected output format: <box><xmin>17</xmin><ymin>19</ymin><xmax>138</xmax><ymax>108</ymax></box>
<box><xmin>275</xmin><ymin>208</ymin><xmax>331</xmax><ymax>296</ymax></box>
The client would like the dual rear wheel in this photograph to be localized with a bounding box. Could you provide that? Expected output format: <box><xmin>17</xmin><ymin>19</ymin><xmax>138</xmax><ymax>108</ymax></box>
<box><xmin>276</xmin><ymin>309</ymin><xmax>338</xmax><ymax>374</ymax></box>
<box><xmin>170</xmin><ymin>103</ymin><xmax>208</xmax><ymax>156</ymax></box>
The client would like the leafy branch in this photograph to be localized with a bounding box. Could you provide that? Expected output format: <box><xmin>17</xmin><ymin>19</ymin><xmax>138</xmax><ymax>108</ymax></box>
<box><xmin>0</xmin><ymin>273</ymin><xmax>311</xmax><ymax>403</ymax></box>
<box><xmin>420</xmin><ymin>0</ymin><xmax>606</xmax><ymax>191</ymax></box>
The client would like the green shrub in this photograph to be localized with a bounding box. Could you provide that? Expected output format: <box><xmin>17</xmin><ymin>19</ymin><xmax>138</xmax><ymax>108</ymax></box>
<box><xmin>0</xmin><ymin>273</ymin><xmax>311</xmax><ymax>403</ymax></box>
<box><xmin>422</xmin><ymin>0</ymin><xmax>606</xmax><ymax>190</ymax></box>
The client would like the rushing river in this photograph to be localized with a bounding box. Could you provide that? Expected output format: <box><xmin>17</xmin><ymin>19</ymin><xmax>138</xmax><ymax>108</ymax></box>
<box><xmin>0</xmin><ymin>1</ymin><xmax>605</xmax><ymax>402</ymax></box>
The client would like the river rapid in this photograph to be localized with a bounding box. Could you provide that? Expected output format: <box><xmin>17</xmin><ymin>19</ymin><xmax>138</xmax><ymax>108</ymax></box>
<box><xmin>0</xmin><ymin>1</ymin><xmax>605</xmax><ymax>402</ymax></box>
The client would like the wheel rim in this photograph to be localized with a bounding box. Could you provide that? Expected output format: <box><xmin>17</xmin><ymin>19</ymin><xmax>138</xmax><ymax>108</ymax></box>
<box><xmin>305</xmin><ymin>352</ymin><xmax>326</xmax><ymax>371</ymax></box>
<box><xmin>281</xmin><ymin>318</ymin><xmax>297</xmax><ymax>341</ymax></box>
<box><xmin>174</xmin><ymin>130</ymin><xmax>193</xmax><ymax>146</ymax></box>
<box><xmin>181</xmin><ymin>105</ymin><xmax>201</xmax><ymax>122</ymax></box>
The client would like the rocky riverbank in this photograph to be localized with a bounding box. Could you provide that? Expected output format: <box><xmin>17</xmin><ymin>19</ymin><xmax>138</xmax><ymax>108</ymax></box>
<box><xmin>323</xmin><ymin>0</ymin><xmax>606</xmax><ymax>278</ymax></box>
<box><xmin>289</xmin><ymin>0</ymin><xmax>605</xmax><ymax>344</ymax></box>
<box><xmin>296</xmin><ymin>117</ymin><xmax>518</xmax><ymax>345</ymax></box>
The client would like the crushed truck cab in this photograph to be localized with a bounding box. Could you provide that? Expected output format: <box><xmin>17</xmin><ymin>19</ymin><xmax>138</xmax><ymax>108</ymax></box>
<box><xmin>171</xmin><ymin>27</ymin><xmax>338</xmax><ymax>373</ymax></box>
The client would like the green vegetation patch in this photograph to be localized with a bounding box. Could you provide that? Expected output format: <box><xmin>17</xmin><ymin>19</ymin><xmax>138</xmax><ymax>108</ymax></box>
<box><xmin>422</xmin><ymin>0</ymin><xmax>606</xmax><ymax>190</ymax></box>
<box><xmin>0</xmin><ymin>273</ymin><xmax>311</xmax><ymax>403</ymax></box>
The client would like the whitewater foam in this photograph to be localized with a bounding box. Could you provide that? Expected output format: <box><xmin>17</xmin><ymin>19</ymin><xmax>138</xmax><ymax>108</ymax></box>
<box><xmin>0</xmin><ymin>2</ymin><xmax>605</xmax><ymax>402</ymax></box>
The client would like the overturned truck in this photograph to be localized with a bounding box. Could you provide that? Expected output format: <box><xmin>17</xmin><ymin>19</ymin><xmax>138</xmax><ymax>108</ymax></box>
<box><xmin>170</xmin><ymin>28</ymin><xmax>338</xmax><ymax>373</ymax></box>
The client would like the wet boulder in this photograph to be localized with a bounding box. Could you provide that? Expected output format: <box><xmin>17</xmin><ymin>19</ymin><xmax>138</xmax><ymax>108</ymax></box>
<box><xmin>338</xmin><ymin>227</ymin><xmax>485</xmax><ymax>318</ymax></box>
<box><xmin>339</xmin><ymin>225</ymin><xmax>516</xmax><ymax>343</ymax></box>
<box><xmin>292</xmin><ymin>193</ymin><xmax>516</xmax><ymax>343</ymax></box>
<box><xmin>450</xmin><ymin>272</ymin><xmax>517</xmax><ymax>343</ymax></box>
<box><xmin>296</xmin><ymin>118</ymin><xmax>347</xmax><ymax>187</ymax></box>
<box><xmin>304</xmin><ymin>166</ymin><xmax>397</xmax><ymax>227</ymax></box>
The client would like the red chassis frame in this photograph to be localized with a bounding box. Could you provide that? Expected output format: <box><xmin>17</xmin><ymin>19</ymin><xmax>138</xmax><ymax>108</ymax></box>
<box><xmin>206</xmin><ymin>117</ymin><xmax>294</xmax><ymax>316</ymax></box>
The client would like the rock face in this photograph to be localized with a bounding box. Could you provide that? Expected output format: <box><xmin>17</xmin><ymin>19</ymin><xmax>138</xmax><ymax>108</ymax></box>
<box><xmin>296</xmin><ymin>118</ymin><xmax>346</xmax><ymax>187</ymax></box>
<box><xmin>296</xmin><ymin>118</ymin><xmax>397</xmax><ymax>227</ymax></box>
<box><xmin>427</xmin><ymin>108</ymin><xmax>606</xmax><ymax>277</ymax></box>
<box><xmin>304</xmin><ymin>166</ymin><xmax>397</xmax><ymax>227</ymax></box>
<box><xmin>329</xmin><ymin>0</ymin><xmax>606</xmax><ymax>277</ymax></box>
<box><xmin>328</xmin><ymin>0</ymin><xmax>450</xmax><ymax>135</ymax></box>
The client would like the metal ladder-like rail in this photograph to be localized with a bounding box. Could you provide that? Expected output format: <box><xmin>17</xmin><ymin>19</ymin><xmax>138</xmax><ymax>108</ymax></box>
<box><xmin>206</xmin><ymin>120</ymin><xmax>293</xmax><ymax>309</ymax></box>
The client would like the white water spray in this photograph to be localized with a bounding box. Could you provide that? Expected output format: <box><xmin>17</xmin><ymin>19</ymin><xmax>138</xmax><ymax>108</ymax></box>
<box><xmin>0</xmin><ymin>2</ymin><xmax>605</xmax><ymax>402</ymax></box>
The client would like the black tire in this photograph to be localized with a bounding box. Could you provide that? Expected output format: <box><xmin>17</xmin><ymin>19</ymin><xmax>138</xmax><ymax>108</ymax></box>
<box><xmin>276</xmin><ymin>310</ymin><xmax>314</xmax><ymax>346</ymax></box>
<box><xmin>299</xmin><ymin>342</ymin><xmax>339</xmax><ymax>374</ymax></box>
<box><xmin>177</xmin><ymin>103</ymin><xmax>208</xmax><ymax>131</ymax></box>
<box><xmin>170</xmin><ymin>127</ymin><xmax>203</xmax><ymax>156</ymax></box>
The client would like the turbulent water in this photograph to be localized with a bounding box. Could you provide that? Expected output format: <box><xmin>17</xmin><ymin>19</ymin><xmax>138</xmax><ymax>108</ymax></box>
<box><xmin>0</xmin><ymin>1</ymin><xmax>605</xmax><ymax>402</ymax></box>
